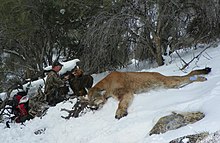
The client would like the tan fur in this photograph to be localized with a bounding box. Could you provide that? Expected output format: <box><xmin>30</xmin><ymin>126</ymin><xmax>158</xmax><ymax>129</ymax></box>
<box><xmin>88</xmin><ymin>68</ymin><xmax>211</xmax><ymax>119</ymax></box>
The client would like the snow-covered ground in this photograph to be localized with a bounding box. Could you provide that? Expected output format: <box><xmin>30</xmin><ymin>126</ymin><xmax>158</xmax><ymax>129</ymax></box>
<box><xmin>1</xmin><ymin>44</ymin><xmax>220</xmax><ymax>143</ymax></box>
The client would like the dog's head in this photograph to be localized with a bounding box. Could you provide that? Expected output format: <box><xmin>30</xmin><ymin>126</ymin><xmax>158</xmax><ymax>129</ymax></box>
<box><xmin>72</xmin><ymin>66</ymin><xmax>83</xmax><ymax>77</ymax></box>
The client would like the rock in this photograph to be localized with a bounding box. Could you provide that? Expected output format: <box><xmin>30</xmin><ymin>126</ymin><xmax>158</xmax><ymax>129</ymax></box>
<box><xmin>199</xmin><ymin>130</ymin><xmax>220</xmax><ymax>143</ymax></box>
<box><xmin>169</xmin><ymin>132</ymin><xmax>209</xmax><ymax>143</ymax></box>
<box><xmin>149</xmin><ymin>112</ymin><xmax>205</xmax><ymax>135</ymax></box>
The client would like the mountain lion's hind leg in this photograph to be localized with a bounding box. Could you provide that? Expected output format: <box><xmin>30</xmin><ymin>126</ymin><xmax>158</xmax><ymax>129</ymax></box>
<box><xmin>166</xmin><ymin>75</ymin><xmax>207</xmax><ymax>88</ymax></box>
<box><xmin>189</xmin><ymin>75</ymin><xmax>207</xmax><ymax>82</ymax></box>
<box><xmin>179</xmin><ymin>76</ymin><xmax>207</xmax><ymax>88</ymax></box>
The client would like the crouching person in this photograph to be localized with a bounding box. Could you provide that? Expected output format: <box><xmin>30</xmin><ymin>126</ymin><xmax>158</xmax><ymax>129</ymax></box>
<box><xmin>44</xmin><ymin>60</ymin><xmax>66</xmax><ymax>106</ymax></box>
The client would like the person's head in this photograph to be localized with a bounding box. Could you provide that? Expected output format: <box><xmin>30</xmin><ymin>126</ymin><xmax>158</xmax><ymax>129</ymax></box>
<box><xmin>52</xmin><ymin>60</ymin><xmax>63</xmax><ymax>72</ymax></box>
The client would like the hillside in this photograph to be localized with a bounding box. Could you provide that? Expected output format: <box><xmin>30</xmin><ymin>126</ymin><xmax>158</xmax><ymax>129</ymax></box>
<box><xmin>1</xmin><ymin>44</ymin><xmax>220</xmax><ymax>143</ymax></box>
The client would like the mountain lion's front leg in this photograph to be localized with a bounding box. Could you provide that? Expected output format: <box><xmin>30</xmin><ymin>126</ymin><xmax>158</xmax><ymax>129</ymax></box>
<box><xmin>115</xmin><ymin>92</ymin><xmax>134</xmax><ymax>119</ymax></box>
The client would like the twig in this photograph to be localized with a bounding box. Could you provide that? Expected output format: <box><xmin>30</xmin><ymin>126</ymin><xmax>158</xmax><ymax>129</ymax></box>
<box><xmin>175</xmin><ymin>50</ymin><xmax>188</xmax><ymax>66</ymax></box>
<box><xmin>0</xmin><ymin>87</ymin><xmax>14</xmax><ymax>116</ymax></box>
<box><xmin>60</xmin><ymin>108</ymin><xmax>76</xmax><ymax>119</ymax></box>
<box><xmin>61</xmin><ymin>99</ymin><xmax>98</xmax><ymax>119</ymax></box>
<box><xmin>0</xmin><ymin>83</ymin><xmax>24</xmax><ymax>117</ymax></box>
<box><xmin>61</xmin><ymin>99</ymin><xmax>90</xmax><ymax>119</ymax></box>
<box><xmin>179</xmin><ymin>43</ymin><xmax>215</xmax><ymax>70</ymax></box>
<box><xmin>203</xmin><ymin>52</ymin><xmax>212</xmax><ymax>60</ymax></box>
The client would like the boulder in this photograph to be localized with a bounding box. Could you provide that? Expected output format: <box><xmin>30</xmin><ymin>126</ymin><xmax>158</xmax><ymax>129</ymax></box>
<box><xmin>199</xmin><ymin>130</ymin><xmax>220</xmax><ymax>143</ymax></box>
<box><xmin>169</xmin><ymin>132</ymin><xmax>209</xmax><ymax>143</ymax></box>
<box><xmin>149</xmin><ymin>112</ymin><xmax>205</xmax><ymax>135</ymax></box>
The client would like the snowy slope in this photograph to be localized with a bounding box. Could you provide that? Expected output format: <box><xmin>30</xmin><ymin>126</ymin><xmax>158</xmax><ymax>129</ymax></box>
<box><xmin>0</xmin><ymin>45</ymin><xmax>220</xmax><ymax>143</ymax></box>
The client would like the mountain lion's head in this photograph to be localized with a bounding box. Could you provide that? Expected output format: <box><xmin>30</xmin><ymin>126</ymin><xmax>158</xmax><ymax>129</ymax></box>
<box><xmin>88</xmin><ymin>87</ymin><xmax>107</xmax><ymax>109</ymax></box>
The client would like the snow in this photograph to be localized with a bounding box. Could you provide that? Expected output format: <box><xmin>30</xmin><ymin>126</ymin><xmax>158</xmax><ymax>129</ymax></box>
<box><xmin>44</xmin><ymin>59</ymin><xmax>80</xmax><ymax>75</ymax></box>
<box><xmin>1</xmin><ymin>45</ymin><xmax>220</xmax><ymax>143</ymax></box>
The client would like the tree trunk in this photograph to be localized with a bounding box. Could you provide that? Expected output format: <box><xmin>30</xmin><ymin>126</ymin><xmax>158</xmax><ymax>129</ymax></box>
<box><xmin>154</xmin><ymin>36</ymin><xmax>164</xmax><ymax>66</ymax></box>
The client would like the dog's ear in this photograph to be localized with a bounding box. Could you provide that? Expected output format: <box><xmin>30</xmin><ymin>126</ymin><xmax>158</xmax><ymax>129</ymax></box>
<box><xmin>72</xmin><ymin>66</ymin><xmax>79</xmax><ymax>72</ymax></box>
<box><xmin>73</xmin><ymin>65</ymin><xmax>79</xmax><ymax>69</ymax></box>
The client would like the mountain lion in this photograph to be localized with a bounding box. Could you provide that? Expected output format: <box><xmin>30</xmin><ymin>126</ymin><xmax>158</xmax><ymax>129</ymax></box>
<box><xmin>88</xmin><ymin>67</ymin><xmax>211</xmax><ymax>119</ymax></box>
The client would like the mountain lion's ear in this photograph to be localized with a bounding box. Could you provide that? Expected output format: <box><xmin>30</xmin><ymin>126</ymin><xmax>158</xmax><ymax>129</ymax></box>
<box><xmin>100</xmin><ymin>89</ymin><xmax>106</xmax><ymax>96</ymax></box>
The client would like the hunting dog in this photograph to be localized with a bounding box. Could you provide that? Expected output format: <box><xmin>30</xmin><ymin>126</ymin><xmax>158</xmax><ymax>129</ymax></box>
<box><xmin>66</xmin><ymin>66</ymin><xmax>93</xmax><ymax>97</ymax></box>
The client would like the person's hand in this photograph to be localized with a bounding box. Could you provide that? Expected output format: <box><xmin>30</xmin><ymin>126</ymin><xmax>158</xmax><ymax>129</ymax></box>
<box><xmin>63</xmin><ymin>75</ymin><xmax>69</xmax><ymax>80</ymax></box>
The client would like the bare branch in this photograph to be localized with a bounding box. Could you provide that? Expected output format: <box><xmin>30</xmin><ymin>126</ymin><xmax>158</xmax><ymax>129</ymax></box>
<box><xmin>61</xmin><ymin>99</ymin><xmax>98</xmax><ymax>119</ymax></box>
<box><xmin>3</xmin><ymin>49</ymin><xmax>26</xmax><ymax>61</ymax></box>
<box><xmin>180</xmin><ymin>42</ymin><xmax>216</xmax><ymax>70</ymax></box>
